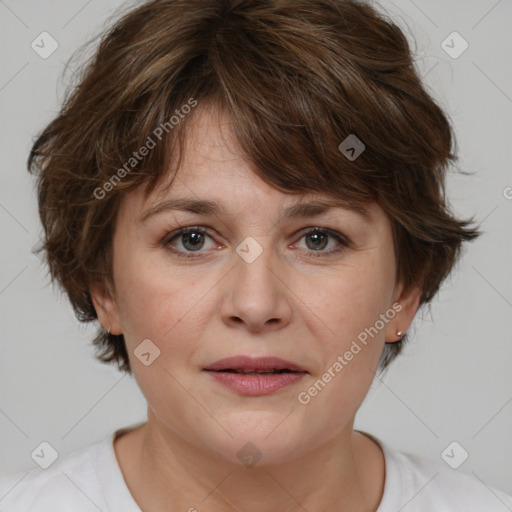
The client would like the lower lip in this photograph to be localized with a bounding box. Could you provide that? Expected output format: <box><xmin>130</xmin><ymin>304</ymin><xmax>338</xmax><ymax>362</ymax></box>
<box><xmin>204</xmin><ymin>370</ymin><xmax>307</xmax><ymax>395</ymax></box>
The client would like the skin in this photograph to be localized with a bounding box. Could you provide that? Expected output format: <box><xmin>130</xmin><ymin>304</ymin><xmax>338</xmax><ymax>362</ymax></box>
<box><xmin>91</xmin><ymin>103</ymin><xmax>421</xmax><ymax>512</ymax></box>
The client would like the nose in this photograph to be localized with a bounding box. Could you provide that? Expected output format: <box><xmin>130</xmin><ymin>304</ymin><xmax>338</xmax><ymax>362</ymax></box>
<box><xmin>219</xmin><ymin>239</ymin><xmax>293</xmax><ymax>333</ymax></box>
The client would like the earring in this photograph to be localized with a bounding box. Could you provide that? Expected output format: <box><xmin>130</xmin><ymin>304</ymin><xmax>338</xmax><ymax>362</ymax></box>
<box><xmin>397</xmin><ymin>331</ymin><xmax>403</xmax><ymax>337</ymax></box>
<box><xmin>107</xmin><ymin>326</ymin><xmax>111</xmax><ymax>335</ymax></box>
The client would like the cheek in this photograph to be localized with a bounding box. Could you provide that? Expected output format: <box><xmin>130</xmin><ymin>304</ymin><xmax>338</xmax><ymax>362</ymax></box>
<box><xmin>303</xmin><ymin>258</ymin><xmax>393</xmax><ymax>351</ymax></box>
<box><xmin>113</xmin><ymin>249</ymin><xmax>220</xmax><ymax>359</ymax></box>
<box><xmin>293</xmin><ymin>259</ymin><xmax>393</xmax><ymax>416</ymax></box>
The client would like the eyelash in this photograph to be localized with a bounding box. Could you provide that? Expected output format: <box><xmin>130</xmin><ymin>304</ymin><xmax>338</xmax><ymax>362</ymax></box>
<box><xmin>163</xmin><ymin>226</ymin><xmax>350</xmax><ymax>260</ymax></box>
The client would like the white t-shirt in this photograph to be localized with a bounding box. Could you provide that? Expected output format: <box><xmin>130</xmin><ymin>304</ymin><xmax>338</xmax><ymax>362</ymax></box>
<box><xmin>1</xmin><ymin>425</ymin><xmax>511</xmax><ymax>511</ymax></box>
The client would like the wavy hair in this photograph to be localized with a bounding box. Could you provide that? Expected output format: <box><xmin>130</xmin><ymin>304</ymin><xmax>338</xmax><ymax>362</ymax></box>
<box><xmin>29</xmin><ymin>0</ymin><xmax>480</xmax><ymax>373</ymax></box>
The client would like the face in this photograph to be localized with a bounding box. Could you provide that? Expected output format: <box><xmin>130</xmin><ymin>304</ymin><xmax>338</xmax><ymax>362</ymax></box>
<box><xmin>92</xmin><ymin>103</ymin><xmax>420</xmax><ymax>465</ymax></box>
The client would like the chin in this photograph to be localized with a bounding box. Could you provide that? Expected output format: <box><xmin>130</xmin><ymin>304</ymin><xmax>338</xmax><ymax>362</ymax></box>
<box><xmin>201</xmin><ymin>412</ymin><xmax>311</xmax><ymax>466</ymax></box>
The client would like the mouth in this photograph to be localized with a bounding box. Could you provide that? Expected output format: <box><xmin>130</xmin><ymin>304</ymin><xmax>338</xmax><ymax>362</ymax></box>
<box><xmin>211</xmin><ymin>368</ymin><xmax>299</xmax><ymax>376</ymax></box>
<box><xmin>203</xmin><ymin>355</ymin><xmax>308</xmax><ymax>374</ymax></box>
<box><xmin>203</xmin><ymin>356</ymin><xmax>307</xmax><ymax>396</ymax></box>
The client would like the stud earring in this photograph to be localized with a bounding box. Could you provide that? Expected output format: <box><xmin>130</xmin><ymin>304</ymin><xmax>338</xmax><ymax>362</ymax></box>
<box><xmin>107</xmin><ymin>326</ymin><xmax>111</xmax><ymax>335</ymax></box>
<box><xmin>397</xmin><ymin>331</ymin><xmax>403</xmax><ymax>337</ymax></box>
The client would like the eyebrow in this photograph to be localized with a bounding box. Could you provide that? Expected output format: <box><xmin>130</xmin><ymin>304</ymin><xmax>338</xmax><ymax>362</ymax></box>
<box><xmin>139</xmin><ymin>197</ymin><xmax>371</xmax><ymax>223</ymax></box>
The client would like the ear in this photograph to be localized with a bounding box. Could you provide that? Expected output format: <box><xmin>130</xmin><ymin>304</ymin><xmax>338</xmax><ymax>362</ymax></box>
<box><xmin>385</xmin><ymin>281</ymin><xmax>422</xmax><ymax>343</ymax></box>
<box><xmin>90</xmin><ymin>280</ymin><xmax>123</xmax><ymax>335</ymax></box>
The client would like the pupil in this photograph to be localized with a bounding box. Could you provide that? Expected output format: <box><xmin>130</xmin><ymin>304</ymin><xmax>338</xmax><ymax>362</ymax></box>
<box><xmin>183</xmin><ymin>232</ymin><xmax>204</xmax><ymax>251</ymax></box>
<box><xmin>307</xmin><ymin>231</ymin><xmax>327</xmax><ymax>251</ymax></box>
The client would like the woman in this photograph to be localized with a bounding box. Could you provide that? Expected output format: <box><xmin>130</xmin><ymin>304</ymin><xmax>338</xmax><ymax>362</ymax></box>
<box><xmin>1</xmin><ymin>0</ymin><xmax>510</xmax><ymax>510</ymax></box>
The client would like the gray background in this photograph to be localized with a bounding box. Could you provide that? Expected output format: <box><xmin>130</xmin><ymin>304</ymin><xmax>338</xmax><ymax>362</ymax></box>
<box><xmin>1</xmin><ymin>0</ymin><xmax>511</xmax><ymax>497</ymax></box>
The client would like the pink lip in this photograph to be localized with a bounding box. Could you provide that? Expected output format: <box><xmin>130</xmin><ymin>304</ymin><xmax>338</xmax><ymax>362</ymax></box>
<box><xmin>206</xmin><ymin>371</ymin><xmax>306</xmax><ymax>395</ymax></box>
<box><xmin>203</xmin><ymin>355</ymin><xmax>308</xmax><ymax>396</ymax></box>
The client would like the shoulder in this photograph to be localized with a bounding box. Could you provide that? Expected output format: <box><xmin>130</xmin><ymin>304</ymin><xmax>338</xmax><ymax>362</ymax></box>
<box><xmin>0</xmin><ymin>436</ymin><xmax>108</xmax><ymax>512</ymax></box>
<box><xmin>378</xmin><ymin>441</ymin><xmax>512</xmax><ymax>511</ymax></box>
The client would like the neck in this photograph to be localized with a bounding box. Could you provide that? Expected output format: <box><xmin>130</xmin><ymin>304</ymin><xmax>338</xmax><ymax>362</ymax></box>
<box><xmin>115</xmin><ymin>411</ymin><xmax>385</xmax><ymax>512</ymax></box>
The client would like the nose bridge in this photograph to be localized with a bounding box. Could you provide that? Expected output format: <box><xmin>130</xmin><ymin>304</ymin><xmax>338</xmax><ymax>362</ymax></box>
<box><xmin>233</xmin><ymin>235</ymin><xmax>280</xmax><ymax>297</ymax></box>
<box><xmin>221</xmin><ymin>235</ymin><xmax>292</xmax><ymax>330</ymax></box>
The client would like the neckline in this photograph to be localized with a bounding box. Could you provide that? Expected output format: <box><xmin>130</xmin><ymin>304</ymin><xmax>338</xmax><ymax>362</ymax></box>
<box><xmin>355</xmin><ymin>430</ymin><xmax>402</xmax><ymax>511</ymax></box>
<box><xmin>97</xmin><ymin>422</ymin><xmax>146</xmax><ymax>511</ymax></box>
<box><xmin>102</xmin><ymin>424</ymin><xmax>401</xmax><ymax>512</ymax></box>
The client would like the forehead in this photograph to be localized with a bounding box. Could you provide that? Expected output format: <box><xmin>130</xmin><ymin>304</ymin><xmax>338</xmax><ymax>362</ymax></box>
<box><xmin>120</xmin><ymin>102</ymin><xmax>378</xmax><ymax>223</ymax></box>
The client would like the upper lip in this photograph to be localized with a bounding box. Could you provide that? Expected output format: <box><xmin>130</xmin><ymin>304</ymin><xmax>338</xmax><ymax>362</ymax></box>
<box><xmin>203</xmin><ymin>356</ymin><xmax>307</xmax><ymax>373</ymax></box>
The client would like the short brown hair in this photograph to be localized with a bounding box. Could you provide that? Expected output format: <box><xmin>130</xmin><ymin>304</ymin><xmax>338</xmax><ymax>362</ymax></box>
<box><xmin>29</xmin><ymin>0</ymin><xmax>480</xmax><ymax>374</ymax></box>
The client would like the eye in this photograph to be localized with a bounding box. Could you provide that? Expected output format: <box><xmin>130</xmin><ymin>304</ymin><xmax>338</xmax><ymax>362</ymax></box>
<box><xmin>164</xmin><ymin>227</ymin><xmax>218</xmax><ymax>258</ymax></box>
<box><xmin>163</xmin><ymin>226</ymin><xmax>349</xmax><ymax>260</ymax></box>
<box><xmin>292</xmin><ymin>228</ymin><xmax>349</xmax><ymax>257</ymax></box>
